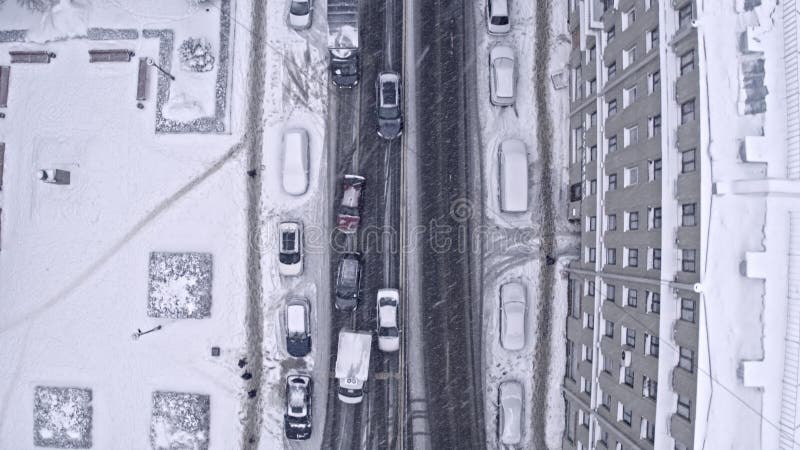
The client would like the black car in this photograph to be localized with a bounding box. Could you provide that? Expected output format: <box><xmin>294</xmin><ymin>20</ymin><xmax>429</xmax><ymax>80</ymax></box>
<box><xmin>335</xmin><ymin>252</ymin><xmax>362</xmax><ymax>310</ymax></box>
<box><xmin>284</xmin><ymin>374</ymin><xmax>313</xmax><ymax>440</ymax></box>
<box><xmin>285</xmin><ymin>297</ymin><xmax>311</xmax><ymax>357</ymax></box>
<box><xmin>330</xmin><ymin>50</ymin><xmax>359</xmax><ymax>88</ymax></box>
<box><xmin>376</xmin><ymin>71</ymin><xmax>402</xmax><ymax>139</ymax></box>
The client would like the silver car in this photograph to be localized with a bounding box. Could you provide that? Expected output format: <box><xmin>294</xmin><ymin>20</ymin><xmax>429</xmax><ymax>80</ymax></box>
<box><xmin>376</xmin><ymin>72</ymin><xmax>402</xmax><ymax>139</ymax></box>
<box><xmin>489</xmin><ymin>45</ymin><xmax>516</xmax><ymax>107</ymax></box>
<box><xmin>498</xmin><ymin>380</ymin><xmax>523</xmax><ymax>445</ymax></box>
<box><xmin>500</xmin><ymin>281</ymin><xmax>526</xmax><ymax>351</ymax></box>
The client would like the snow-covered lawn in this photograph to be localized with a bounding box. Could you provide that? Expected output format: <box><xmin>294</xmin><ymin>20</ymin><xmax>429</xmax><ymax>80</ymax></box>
<box><xmin>0</xmin><ymin>1</ymin><xmax>254</xmax><ymax>448</ymax></box>
<box><xmin>150</xmin><ymin>391</ymin><xmax>211</xmax><ymax>450</ymax></box>
<box><xmin>33</xmin><ymin>386</ymin><xmax>93</xmax><ymax>449</ymax></box>
<box><xmin>148</xmin><ymin>252</ymin><xmax>214</xmax><ymax>319</ymax></box>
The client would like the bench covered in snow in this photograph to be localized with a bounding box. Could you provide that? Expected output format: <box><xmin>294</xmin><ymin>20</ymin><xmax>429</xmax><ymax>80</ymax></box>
<box><xmin>137</xmin><ymin>57</ymin><xmax>148</xmax><ymax>101</ymax></box>
<box><xmin>89</xmin><ymin>49</ymin><xmax>134</xmax><ymax>63</ymax></box>
<box><xmin>9</xmin><ymin>51</ymin><xmax>54</xmax><ymax>64</ymax></box>
<box><xmin>0</xmin><ymin>66</ymin><xmax>8</xmax><ymax>108</ymax></box>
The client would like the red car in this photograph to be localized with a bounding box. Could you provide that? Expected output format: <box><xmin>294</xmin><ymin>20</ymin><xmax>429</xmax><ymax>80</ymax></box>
<box><xmin>336</xmin><ymin>175</ymin><xmax>365</xmax><ymax>233</ymax></box>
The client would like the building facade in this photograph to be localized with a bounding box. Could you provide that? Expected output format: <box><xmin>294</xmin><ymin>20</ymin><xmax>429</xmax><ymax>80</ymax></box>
<box><xmin>562</xmin><ymin>0</ymin><xmax>702</xmax><ymax>448</ymax></box>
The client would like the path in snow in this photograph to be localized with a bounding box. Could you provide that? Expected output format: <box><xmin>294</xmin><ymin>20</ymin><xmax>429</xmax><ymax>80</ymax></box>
<box><xmin>242</xmin><ymin>0</ymin><xmax>268</xmax><ymax>446</ymax></box>
<box><xmin>530</xmin><ymin>0</ymin><xmax>556</xmax><ymax>448</ymax></box>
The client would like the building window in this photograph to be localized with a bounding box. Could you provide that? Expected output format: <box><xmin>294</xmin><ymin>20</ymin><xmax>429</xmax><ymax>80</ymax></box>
<box><xmin>680</xmin><ymin>49</ymin><xmax>695</xmax><ymax>76</ymax></box>
<box><xmin>647</xmin><ymin>26</ymin><xmax>659</xmax><ymax>52</ymax></box>
<box><xmin>622</xmin><ymin>7</ymin><xmax>636</xmax><ymax>30</ymax></box>
<box><xmin>581</xmin><ymin>409</ymin><xmax>590</xmax><ymax>428</ymax></box>
<box><xmin>645</xmin><ymin>0</ymin><xmax>653</xmax><ymax>11</ymax></box>
<box><xmin>648</xmin><ymin>291</ymin><xmax>660</xmax><ymax>314</ymax></box>
<box><xmin>681</xmin><ymin>298</ymin><xmax>696</xmax><ymax>322</ymax></box>
<box><xmin>682</xmin><ymin>203</ymin><xmax>697</xmax><ymax>226</ymax></box>
<box><xmin>589</xmin><ymin>77</ymin><xmax>597</xmax><ymax>94</ymax></box>
<box><xmin>677</xmin><ymin>394</ymin><xmax>692</xmax><ymax>421</ymax></box>
<box><xmin>590</xmin><ymin>179</ymin><xmax>598</xmax><ymax>195</ymax></box>
<box><xmin>565</xmin><ymin>400</ymin><xmax>574</xmax><ymax>442</ymax></box>
<box><xmin>608</xmin><ymin>173</ymin><xmax>618</xmax><ymax>191</ymax></box>
<box><xmin>569</xmin><ymin>284</ymin><xmax>581</xmax><ymax>318</ymax></box>
<box><xmin>648</xmin><ymin>114</ymin><xmax>661</xmax><ymax>137</ymax></box>
<box><xmin>605</xmin><ymin>319</ymin><xmax>615</xmax><ymax>338</ymax></box>
<box><xmin>590</xmin><ymin>110</ymin><xmax>598</xmax><ymax>128</ymax></box>
<box><xmin>589</xmin><ymin>247</ymin><xmax>597</xmax><ymax>263</ymax></box>
<box><xmin>607</xmin><ymin>248</ymin><xmax>617</xmax><ymax>265</ymax></box>
<box><xmin>622</xmin><ymin>45</ymin><xmax>637</xmax><ymax>69</ymax></box>
<box><xmin>607</xmin><ymin>213</ymin><xmax>617</xmax><ymax>231</ymax></box>
<box><xmin>603</xmin><ymin>353</ymin><xmax>613</xmax><ymax>373</ymax></box>
<box><xmin>681</xmin><ymin>98</ymin><xmax>696</xmax><ymax>124</ymax></box>
<box><xmin>608</xmin><ymin>134</ymin><xmax>618</xmax><ymax>153</ymax></box>
<box><xmin>588</xmin><ymin>281</ymin><xmax>595</xmax><ymax>296</ymax></box>
<box><xmin>649</xmin><ymin>335</ymin><xmax>659</xmax><ymax>356</ymax></box>
<box><xmin>624</xmin><ymin>166</ymin><xmax>639</xmax><ymax>187</ymax></box>
<box><xmin>650</xmin><ymin>207</ymin><xmax>662</xmax><ymax>229</ymax></box>
<box><xmin>584</xmin><ymin>344</ymin><xmax>593</xmax><ymax>362</ymax></box>
<box><xmin>607</xmin><ymin>61</ymin><xmax>617</xmax><ymax>79</ymax></box>
<box><xmin>608</xmin><ymin>98</ymin><xmax>618</xmax><ymax>116</ymax></box>
<box><xmin>682</xmin><ymin>148</ymin><xmax>697</xmax><ymax>173</ymax></box>
<box><xmin>626</xmin><ymin>328</ymin><xmax>636</xmax><ymax>348</ymax></box>
<box><xmin>627</xmin><ymin>288</ymin><xmax>638</xmax><ymax>306</ymax></box>
<box><xmin>642</xmin><ymin>375</ymin><xmax>658</xmax><ymax>400</ymax></box>
<box><xmin>589</xmin><ymin>44</ymin><xmax>596</xmax><ymax>62</ymax></box>
<box><xmin>628</xmin><ymin>211</ymin><xmax>639</xmax><ymax>230</ymax></box>
<box><xmin>607</xmin><ymin>284</ymin><xmax>616</xmax><ymax>302</ymax></box>
<box><xmin>652</xmin><ymin>248</ymin><xmax>661</xmax><ymax>270</ymax></box>
<box><xmin>589</xmin><ymin>216</ymin><xmax>597</xmax><ymax>231</ymax></box>
<box><xmin>599</xmin><ymin>428</ymin><xmax>609</xmax><ymax>445</ymax></box>
<box><xmin>679</xmin><ymin>347</ymin><xmax>695</xmax><ymax>372</ymax></box>
<box><xmin>682</xmin><ymin>249</ymin><xmax>697</xmax><ymax>272</ymax></box>
<box><xmin>622</xmin><ymin>405</ymin><xmax>632</xmax><ymax>426</ymax></box>
<box><xmin>623</xmin><ymin>366</ymin><xmax>634</xmax><ymax>387</ymax></box>
<box><xmin>627</xmin><ymin>248</ymin><xmax>639</xmax><ymax>267</ymax></box>
<box><xmin>607</xmin><ymin>25</ymin><xmax>616</xmax><ymax>43</ymax></box>
<box><xmin>623</xmin><ymin>85</ymin><xmax>637</xmax><ymax>108</ymax></box>
<box><xmin>566</xmin><ymin>339</ymin><xmax>575</xmax><ymax>380</ymax></box>
<box><xmin>590</xmin><ymin>145</ymin><xmax>597</xmax><ymax>161</ymax></box>
<box><xmin>586</xmin><ymin>312</ymin><xmax>594</xmax><ymax>329</ymax></box>
<box><xmin>648</xmin><ymin>70</ymin><xmax>660</xmax><ymax>94</ymax></box>
<box><xmin>649</xmin><ymin>158</ymin><xmax>662</xmax><ymax>181</ymax></box>
<box><xmin>570</xmin><ymin>182</ymin><xmax>582</xmax><ymax>201</ymax></box>
<box><xmin>624</xmin><ymin>125</ymin><xmax>639</xmax><ymax>147</ymax></box>
<box><xmin>642</xmin><ymin>417</ymin><xmax>655</xmax><ymax>442</ymax></box>
<box><xmin>679</xmin><ymin>2</ymin><xmax>694</xmax><ymax>28</ymax></box>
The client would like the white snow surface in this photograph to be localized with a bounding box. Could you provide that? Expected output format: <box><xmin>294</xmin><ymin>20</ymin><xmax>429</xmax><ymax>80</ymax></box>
<box><xmin>334</xmin><ymin>331</ymin><xmax>371</xmax><ymax>380</ymax></box>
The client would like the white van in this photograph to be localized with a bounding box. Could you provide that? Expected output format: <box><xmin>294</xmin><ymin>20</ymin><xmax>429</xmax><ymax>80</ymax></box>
<box><xmin>283</xmin><ymin>128</ymin><xmax>309</xmax><ymax>196</ymax></box>
<box><xmin>498</xmin><ymin>139</ymin><xmax>528</xmax><ymax>212</ymax></box>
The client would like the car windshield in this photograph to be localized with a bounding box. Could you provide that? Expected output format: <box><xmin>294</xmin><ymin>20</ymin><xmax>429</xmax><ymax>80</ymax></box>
<box><xmin>281</xmin><ymin>231</ymin><xmax>297</xmax><ymax>252</ymax></box>
<box><xmin>379</xmin><ymin>327</ymin><xmax>399</xmax><ymax>337</ymax></box>
<box><xmin>491</xmin><ymin>15</ymin><xmax>509</xmax><ymax>26</ymax></box>
<box><xmin>341</xmin><ymin>259</ymin><xmax>357</xmax><ymax>284</ymax></box>
<box><xmin>290</xmin><ymin>1</ymin><xmax>309</xmax><ymax>15</ymax></box>
<box><xmin>382</xmin><ymin>82</ymin><xmax>397</xmax><ymax>106</ymax></box>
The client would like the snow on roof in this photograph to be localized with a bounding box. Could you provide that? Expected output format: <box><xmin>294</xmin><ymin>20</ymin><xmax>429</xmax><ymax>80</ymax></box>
<box><xmin>335</xmin><ymin>331</ymin><xmax>371</xmax><ymax>379</ymax></box>
<box><xmin>286</xmin><ymin>303</ymin><xmax>306</xmax><ymax>334</ymax></box>
<box><xmin>499</xmin><ymin>140</ymin><xmax>528</xmax><ymax>212</ymax></box>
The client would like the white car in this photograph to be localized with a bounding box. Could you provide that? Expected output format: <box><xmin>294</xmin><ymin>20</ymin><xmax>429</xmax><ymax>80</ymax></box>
<box><xmin>486</xmin><ymin>0</ymin><xmax>510</xmax><ymax>34</ymax></box>
<box><xmin>285</xmin><ymin>297</ymin><xmax>311</xmax><ymax>357</ymax></box>
<box><xmin>376</xmin><ymin>288</ymin><xmax>400</xmax><ymax>352</ymax></box>
<box><xmin>490</xmin><ymin>45</ymin><xmax>516</xmax><ymax>107</ymax></box>
<box><xmin>282</xmin><ymin>128</ymin><xmax>309</xmax><ymax>196</ymax></box>
<box><xmin>498</xmin><ymin>380</ymin><xmax>523</xmax><ymax>445</ymax></box>
<box><xmin>498</xmin><ymin>139</ymin><xmax>528</xmax><ymax>212</ymax></box>
<box><xmin>278</xmin><ymin>221</ymin><xmax>303</xmax><ymax>276</ymax></box>
<box><xmin>288</xmin><ymin>0</ymin><xmax>313</xmax><ymax>30</ymax></box>
<box><xmin>499</xmin><ymin>281</ymin><xmax>526</xmax><ymax>351</ymax></box>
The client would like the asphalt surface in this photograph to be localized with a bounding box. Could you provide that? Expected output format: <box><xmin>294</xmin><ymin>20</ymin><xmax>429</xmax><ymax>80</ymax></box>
<box><xmin>413</xmin><ymin>0</ymin><xmax>486</xmax><ymax>448</ymax></box>
<box><xmin>321</xmin><ymin>0</ymin><xmax>403</xmax><ymax>448</ymax></box>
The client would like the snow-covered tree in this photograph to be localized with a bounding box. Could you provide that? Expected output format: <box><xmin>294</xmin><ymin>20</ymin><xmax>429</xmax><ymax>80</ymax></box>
<box><xmin>18</xmin><ymin>0</ymin><xmax>57</xmax><ymax>12</ymax></box>
<box><xmin>178</xmin><ymin>37</ymin><xmax>216</xmax><ymax>73</ymax></box>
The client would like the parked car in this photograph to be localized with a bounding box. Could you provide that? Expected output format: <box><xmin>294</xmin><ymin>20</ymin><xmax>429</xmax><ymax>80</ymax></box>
<box><xmin>284</xmin><ymin>374</ymin><xmax>313</xmax><ymax>440</ymax></box>
<box><xmin>282</xmin><ymin>128</ymin><xmax>309</xmax><ymax>196</ymax></box>
<box><xmin>336</xmin><ymin>175</ymin><xmax>365</xmax><ymax>233</ymax></box>
<box><xmin>335</xmin><ymin>252</ymin><xmax>362</xmax><ymax>310</ymax></box>
<box><xmin>376</xmin><ymin>288</ymin><xmax>400</xmax><ymax>352</ymax></box>
<box><xmin>498</xmin><ymin>139</ymin><xmax>528</xmax><ymax>212</ymax></box>
<box><xmin>278</xmin><ymin>221</ymin><xmax>303</xmax><ymax>276</ymax></box>
<box><xmin>499</xmin><ymin>281</ymin><xmax>526</xmax><ymax>351</ymax></box>
<box><xmin>288</xmin><ymin>0</ymin><xmax>313</xmax><ymax>30</ymax></box>
<box><xmin>286</xmin><ymin>297</ymin><xmax>311</xmax><ymax>357</ymax></box>
<box><xmin>486</xmin><ymin>0</ymin><xmax>510</xmax><ymax>34</ymax></box>
<box><xmin>489</xmin><ymin>45</ymin><xmax>516</xmax><ymax>107</ymax></box>
<box><xmin>498</xmin><ymin>380</ymin><xmax>523</xmax><ymax>445</ymax></box>
<box><xmin>376</xmin><ymin>72</ymin><xmax>403</xmax><ymax>139</ymax></box>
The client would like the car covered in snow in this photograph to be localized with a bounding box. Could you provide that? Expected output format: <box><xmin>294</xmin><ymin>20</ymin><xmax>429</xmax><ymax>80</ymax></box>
<box><xmin>376</xmin><ymin>72</ymin><xmax>403</xmax><ymax>139</ymax></box>
<box><xmin>282</xmin><ymin>128</ymin><xmax>310</xmax><ymax>196</ymax></box>
<box><xmin>285</xmin><ymin>296</ymin><xmax>311</xmax><ymax>357</ymax></box>
<box><xmin>376</xmin><ymin>288</ymin><xmax>400</xmax><ymax>352</ymax></box>
<box><xmin>284</xmin><ymin>373</ymin><xmax>313</xmax><ymax>440</ymax></box>
<box><xmin>288</xmin><ymin>0</ymin><xmax>313</xmax><ymax>30</ymax></box>
<box><xmin>335</xmin><ymin>252</ymin><xmax>362</xmax><ymax>310</ymax></box>
<box><xmin>486</xmin><ymin>0</ymin><xmax>510</xmax><ymax>35</ymax></box>
<box><xmin>489</xmin><ymin>45</ymin><xmax>516</xmax><ymax>107</ymax></box>
<box><xmin>278</xmin><ymin>221</ymin><xmax>303</xmax><ymax>276</ymax></box>
<box><xmin>498</xmin><ymin>139</ymin><xmax>528</xmax><ymax>212</ymax></box>
<box><xmin>498</xmin><ymin>380</ymin><xmax>523</xmax><ymax>445</ymax></box>
<box><xmin>336</xmin><ymin>174</ymin><xmax>365</xmax><ymax>233</ymax></box>
<box><xmin>500</xmin><ymin>281</ymin><xmax>526</xmax><ymax>351</ymax></box>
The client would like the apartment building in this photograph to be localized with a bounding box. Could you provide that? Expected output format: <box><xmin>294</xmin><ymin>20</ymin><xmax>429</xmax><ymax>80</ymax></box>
<box><xmin>562</xmin><ymin>0</ymin><xmax>701</xmax><ymax>449</ymax></box>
